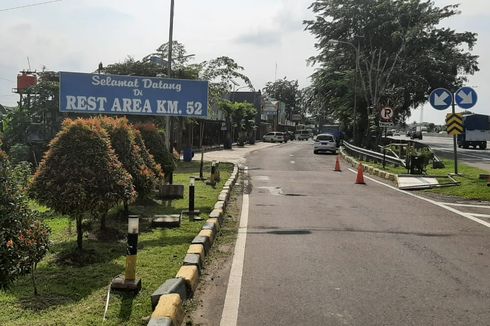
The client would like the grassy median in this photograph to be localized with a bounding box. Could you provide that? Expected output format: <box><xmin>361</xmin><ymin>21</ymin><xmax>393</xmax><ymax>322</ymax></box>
<box><xmin>0</xmin><ymin>161</ymin><xmax>232</xmax><ymax>326</ymax></box>
<box><xmin>370</xmin><ymin>160</ymin><xmax>490</xmax><ymax>201</ymax></box>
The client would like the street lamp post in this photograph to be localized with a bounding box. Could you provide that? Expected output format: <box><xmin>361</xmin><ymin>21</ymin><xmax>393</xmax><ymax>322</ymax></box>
<box><xmin>328</xmin><ymin>39</ymin><xmax>360</xmax><ymax>142</ymax></box>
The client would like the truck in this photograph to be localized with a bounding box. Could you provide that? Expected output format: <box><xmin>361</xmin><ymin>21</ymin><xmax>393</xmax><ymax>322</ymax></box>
<box><xmin>457</xmin><ymin>114</ymin><xmax>490</xmax><ymax>149</ymax></box>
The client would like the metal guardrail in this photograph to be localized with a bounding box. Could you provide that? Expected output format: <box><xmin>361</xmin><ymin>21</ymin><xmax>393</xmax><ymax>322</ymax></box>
<box><xmin>343</xmin><ymin>141</ymin><xmax>406</xmax><ymax>167</ymax></box>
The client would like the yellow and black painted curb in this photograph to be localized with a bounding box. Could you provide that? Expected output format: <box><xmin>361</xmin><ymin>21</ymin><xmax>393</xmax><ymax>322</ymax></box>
<box><xmin>148</xmin><ymin>164</ymin><xmax>240</xmax><ymax>326</ymax></box>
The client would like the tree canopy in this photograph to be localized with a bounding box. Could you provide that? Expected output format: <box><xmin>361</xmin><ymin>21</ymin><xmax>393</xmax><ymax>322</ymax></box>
<box><xmin>305</xmin><ymin>0</ymin><xmax>479</xmax><ymax>144</ymax></box>
<box><xmin>262</xmin><ymin>78</ymin><xmax>300</xmax><ymax>116</ymax></box>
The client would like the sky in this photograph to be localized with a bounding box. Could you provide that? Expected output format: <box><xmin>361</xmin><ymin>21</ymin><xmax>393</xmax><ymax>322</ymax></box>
<box><xmin>0</xmin><ymin>0</ymin><xmax>489</xmax><ymax>125</ymax></box>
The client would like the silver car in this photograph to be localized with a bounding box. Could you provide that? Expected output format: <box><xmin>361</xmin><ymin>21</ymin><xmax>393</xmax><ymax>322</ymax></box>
<box><xmin>263</xmin><ymin>131</ymin><xmax>285</xmax><ymax>143</ymax></box>
<box><xmin>313</xmin><ymin>133</ymin><xmax>337</xmax><ymax>154</ymax></box>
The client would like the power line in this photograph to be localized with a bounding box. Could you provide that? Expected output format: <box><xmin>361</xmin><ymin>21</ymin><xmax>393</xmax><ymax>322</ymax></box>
<box><xmin>0</xmin><ymin>0</ymin><xmax>62</xmax><ymax>12</ymax></box>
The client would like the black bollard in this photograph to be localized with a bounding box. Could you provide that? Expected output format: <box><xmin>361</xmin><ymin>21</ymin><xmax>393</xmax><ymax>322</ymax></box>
<box><xmin>183</xmin><ymin>177</ymin><xmax>201</xmax><ymax>220</ymax></box>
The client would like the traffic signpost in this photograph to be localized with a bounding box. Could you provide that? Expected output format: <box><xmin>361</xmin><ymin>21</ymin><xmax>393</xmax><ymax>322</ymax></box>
<box><xmin>379</xmin><ymin>107</ymin><xmax>395</xmax><ymax>169</ymax></box>
<box><xmin>445</xmin><ymin>113</ymin><xmax>463</xmax><ymax>136</ymax></box>
<box><xmin>429</xmin><ymin>86</ymin><xmax>478</xmax><ymax>174</ymax></box>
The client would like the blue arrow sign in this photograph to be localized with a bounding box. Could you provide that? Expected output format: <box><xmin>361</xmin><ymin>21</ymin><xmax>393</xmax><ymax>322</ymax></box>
<box><xmin>429</xmin><ymin>88</ymin><xmax>452</xmax><ymax>110</ymax></box>
<box><xmin>455</xmin><ymin>86</ymin><xmax>477</xmax><ymax>109</ymax></box>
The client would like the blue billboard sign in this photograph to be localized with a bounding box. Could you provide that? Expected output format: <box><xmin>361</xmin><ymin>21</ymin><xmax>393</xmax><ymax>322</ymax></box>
<box><xmin>59</xmin><ymin>72</ymin><xmax>208</xmax><ymax>117</ymax></box>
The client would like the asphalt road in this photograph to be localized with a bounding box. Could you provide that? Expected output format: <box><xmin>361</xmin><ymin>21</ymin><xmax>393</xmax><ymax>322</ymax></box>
<box><xmin>393</xmin><ymin>135</ymin><xmax>490</xmax><ymax>172</ymax></box>
<box><xmin>228</xmin><ymin>140</ymin><xmax>489</xmax><ymax>325</ymax></box>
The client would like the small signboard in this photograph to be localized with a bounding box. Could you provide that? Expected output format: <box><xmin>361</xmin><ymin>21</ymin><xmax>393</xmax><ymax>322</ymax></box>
<box><xmin>380</xmin><ymin>107</ymin><xmax>394</xmax><ymax>121</ymax></box>
<box><xmin>59</xmin><ymin>72</ymin><xmax>209</xmax><ymax>117</ymax></box>
<box><xmin>379</xmin><ymin>121</ymin><xmax>394</xmax><ymax>127</ymax></box>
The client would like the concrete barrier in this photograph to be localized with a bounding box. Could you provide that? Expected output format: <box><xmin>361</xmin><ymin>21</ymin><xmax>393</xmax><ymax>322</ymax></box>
<box><xmin>176</xmin><ymin>265</ymin><xmax>199</xmax><ymax>296</ymax></box>
<box><xmin>151</xmin><ymin>278</ymin><xmax>187</xmax><ymax>311</ymax></box>
<box><xmin>191</xmin><ymin>235</ymin><xmax>211</xmax><ymax>254</ymax></box>
<box><xmin>183</xmin><ymin>253</ymin><xmax>203</xmax><ymax>274</ymax></box>
<box><xmin>187</xmin><ymin>244</ymin><xmax>205</xmax><ymax>258</ymax></box>
<box><xmin>198</xmin><ymin>229</ymin><xmax>214</xmax><ymax>244</ymax></box>
<box><xmin>149</xmin><ymin>293</ymin><xmax>184</xmax><ymax>326</ymax></box>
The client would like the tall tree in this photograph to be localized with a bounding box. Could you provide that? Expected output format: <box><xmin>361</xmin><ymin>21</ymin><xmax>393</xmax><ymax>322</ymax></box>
<box><xmin>305</xmin><ymin>0</ymin><xmax>478</xmax><ymax>145</ymax></box>
<box><xmin>262</xmin><ymin>78</ymin><xmax>300</xmax><ymax>117</ymax></box>
<box><xmin>200</xmin><ymin>56</ymin><xmax>253</xmax><ymax>107</ymax></box>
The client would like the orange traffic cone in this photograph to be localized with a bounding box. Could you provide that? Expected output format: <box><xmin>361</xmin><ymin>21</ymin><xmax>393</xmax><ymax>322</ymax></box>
<box><xmin>334</xmin><ymin>155</ymin><xmax>341</xmax><ymax>172</ymax></box>
<box><xmin>355</xmin><ymin>162</ymin><xmax>366</xmax><ymax>184</ymax></box>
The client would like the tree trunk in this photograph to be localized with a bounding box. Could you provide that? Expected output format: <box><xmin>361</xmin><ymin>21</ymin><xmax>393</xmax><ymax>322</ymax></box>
<box><xmin>100</xmin><ymin>211</ymin><xmax>107</xmax><ymax>230</ymax></box>
<box><xmin>31</xmin><ymin>263</ymin><xmax>38</xmax><ymax>296</ymax></box>
<box><xmin>76</xmin><ymin>215</ymin><xmax>83</xmax><ymax>251</ymax></box>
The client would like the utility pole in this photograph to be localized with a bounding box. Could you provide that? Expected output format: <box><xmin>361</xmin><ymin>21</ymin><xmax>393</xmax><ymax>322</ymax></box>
<box><xmin>166</xmin><ymin>0</ymin><xmax>175</xmax><ymax>184</ymax></box>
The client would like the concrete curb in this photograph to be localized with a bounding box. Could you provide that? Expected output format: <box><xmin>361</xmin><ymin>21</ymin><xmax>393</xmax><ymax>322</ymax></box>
<box><xmin>339</xmin><ymin>148</ymin><xmax>399</xmax><ymax>186</ymax></box>
<box><xmin>148</xmin><ymin>293</ymin><xmax>184</xmax><ymax>326</ymax></box>
<box><xmin>149</xmin><ymin>163</ymin><xmax>240</xmax><ymax>325</ymax></box>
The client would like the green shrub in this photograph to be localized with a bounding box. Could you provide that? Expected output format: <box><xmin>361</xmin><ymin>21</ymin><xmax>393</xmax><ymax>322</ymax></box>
<box><xmin>8</xmin><ymin>143</ymin><xmax>31</xmax><ymax>163</ymax></box>
<box><xmin>29</xmin><ymin>119</ymin><xmax>135</xmax><ymax>250</ymax></box>
<box><xmin>134</xmin><ymin>123</ymin><xmax>175</xmax><ymax>181</ymax></box>
<box><xmin>99</xmin><ymin>117</ymin><xmax>157</xmax><ymax>199</ymax></box>
<box><xmin>134</xmin><ymin>129</ymin><xmax>164</xmax><ymax>181</ymax></box>
<box><xmin>1</xmin><ymin>151</ymin><xmax>50</xmax><ymax>293</ymax></box>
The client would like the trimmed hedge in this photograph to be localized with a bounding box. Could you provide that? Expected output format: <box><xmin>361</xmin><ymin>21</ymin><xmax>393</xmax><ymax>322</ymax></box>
<box><xmin>29</xmin><ymin>118</ymin><xmax>135</xmax><ymax>250</ymax></box>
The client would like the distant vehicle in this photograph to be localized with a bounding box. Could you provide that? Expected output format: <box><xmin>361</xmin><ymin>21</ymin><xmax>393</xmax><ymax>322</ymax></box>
<box><xmin>313</xmin><ymin>133</ymin><xmax>337</xmax><ymax>154</ymax></box>
<box><xmin>410</xmin><ymin>130</ymin><xmax>423</xmax><ymax>140</ymax></box>
<box><xmin>457</xmin><ymin>114</ymin><xmax>490</xmax><ymax>149</ymax></box>
<box><xmin>386</xmin><ymin>130</ymin><xmax>394</xmax><ymax>137</ymax></box>
<box><xmin>295</xmin><ymin>130</ymin><xmax>312</xmax><ymax>141</ymax></box>
<box><xmin>263</xmin><ymin>131</ymin><xmax>285</xmax><ymax>143</ymax></box>
<box><xmin>393</xmin><ymin>131</ymin><xmax>401</xmax><ymax>136</ymax></box>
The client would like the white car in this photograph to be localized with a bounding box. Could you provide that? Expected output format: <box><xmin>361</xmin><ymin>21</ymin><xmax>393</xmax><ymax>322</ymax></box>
<box><xmin>313</xmin><ymin>133</ymin><xmax>337</xmax><ymax>154</ymax></box>
<box><xmin>295</xmin><ymin>130</ymin><xmax>311</xmax><ymax>141</ymax></box>
<box><xmin>263</xmin><ymin>132</ymin><xmax>285</xmax><ymax>143</ymax></box>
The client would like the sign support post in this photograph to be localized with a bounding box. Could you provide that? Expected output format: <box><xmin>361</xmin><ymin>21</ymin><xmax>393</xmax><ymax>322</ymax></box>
<box><xmin>430</xmin><ymin>86</ymin><xmax>478</xmax><ymax>176</ymax></box>
<box><xmin>451</xmin><ymin>94</ymin><xmax>458</xmax><ymax>175</ymax></box>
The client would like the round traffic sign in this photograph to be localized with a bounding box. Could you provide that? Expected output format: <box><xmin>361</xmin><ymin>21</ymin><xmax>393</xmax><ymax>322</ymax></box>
<box><xmin>455</xmin><ymin>86</ymin><xmax>477</xmax><ymax>110</ymax></box>
<box><xmin>380</xmin><ymin>107</ymin><xmax>394</xmax><ymax>121</ymax></box>
<box><xmin>429</xmin><ymin>88</ymin><xmax>452</xmax><ymax>110</ymax></box>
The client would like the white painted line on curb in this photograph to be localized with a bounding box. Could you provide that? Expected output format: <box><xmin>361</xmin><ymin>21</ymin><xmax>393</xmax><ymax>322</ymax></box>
<box><xmin>220</xmin><ymin>166</ymin><xmax>249</xmax><ymax>326</ymax></box>
<box><xmin>347</xmin><ymin>168</ymin><xmax>490</xmax><ymax>228</ymax></box>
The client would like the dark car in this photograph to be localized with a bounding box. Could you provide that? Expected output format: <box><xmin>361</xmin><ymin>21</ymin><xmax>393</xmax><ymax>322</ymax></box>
<box><xmin>410</xmin><ymin>130</ymin><xmax>423</xmax><ymax>140</ymax></box>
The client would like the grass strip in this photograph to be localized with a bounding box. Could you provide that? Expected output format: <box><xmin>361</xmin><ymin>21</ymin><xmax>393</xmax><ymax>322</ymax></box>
<box><xmin>0</xmin><ymin>161</ymin><xmax>233</xmax><ymax>326</ymax></box>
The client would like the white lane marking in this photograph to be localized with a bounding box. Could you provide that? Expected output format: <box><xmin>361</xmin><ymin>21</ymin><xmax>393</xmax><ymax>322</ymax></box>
<box><xmin>289</xmin><ymin>154</ymin><xmax>294</xmax><ymax>157</ymax></box>
<box><xmin>347</xmin><ymin>168</ymin><xmax>490</xmax><ymax>228</ymax></box>
<box><xmin>468</xmin><ymin>213</ymin><xmax>490</xmax><ymax>218</ymax></box>
<box><xmin>290</xmin><ymin>160</ymin><xmax>295</xmax><ymax>164</ymax></box>
<box><xmin>257</xmin><ymin>186</ymin><xmax>283</xmax><ymax>196</ymax></box>
<box><xmin>444</xmin><ymin>203</ymin><xmax>490</xmax><ymax>209</ymax></box>
<box><xmin>220</xmin><ymin>167</ymin><xmax>250</xmax><ymax>326</ymax></box>
<box><xmin>253</xmin><ymin>176</ymin><xmax>270</xmax><ymax>181</ymax></box>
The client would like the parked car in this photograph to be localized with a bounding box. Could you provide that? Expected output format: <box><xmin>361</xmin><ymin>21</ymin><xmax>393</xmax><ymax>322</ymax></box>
<box><xmin>295</xmin><ymin>130</ymin><xmax>312</xmax><ymax>140</ymax></box>
<box><xmin>263</xmin><ymin>131</ymin><xmax>285</xmax><ymax>143</ymax></box>
<box><xmin>313</xmin><ymin>133</ymin><xmax>337</xmax><ymax>154</ymax></box>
